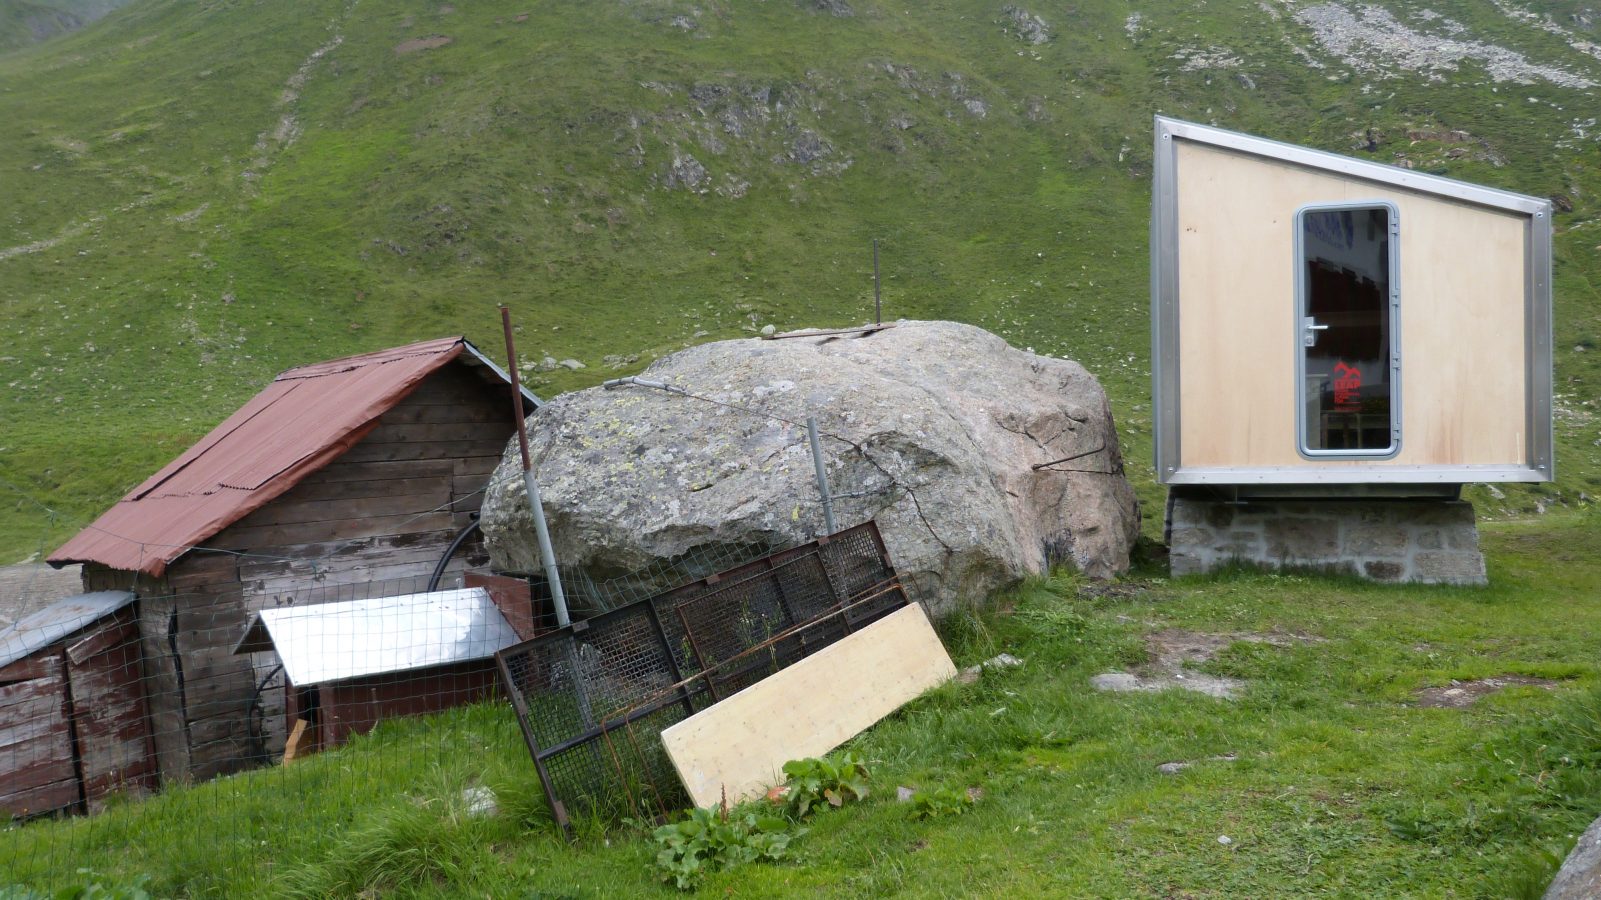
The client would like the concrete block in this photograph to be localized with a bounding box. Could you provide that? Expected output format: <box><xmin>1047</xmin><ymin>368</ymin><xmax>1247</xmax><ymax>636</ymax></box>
<box><xmin>1265</xmin><ymin>518</ymin><xmax>1340</xmax><ymax>560</ymax></box>
<box><xmin>1413</xmin><ymin>551</ymin><xmax>1488</xmax><ymax>585</ymax></box>
<box><xmin>1363</xmin><ymin>560</ymin><xmax>1406</xmax><ymax>581</ymax></box>
<box><xmin>1345</xmin><ymin>524</ymin><xmax>1411</xmax><ymax>558</ymax></box>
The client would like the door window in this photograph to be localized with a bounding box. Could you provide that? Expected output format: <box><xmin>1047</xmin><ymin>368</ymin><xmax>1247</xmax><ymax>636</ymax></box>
<box><xmin>1296</xmin><ymin>203</ymin><xmax>1400</xmax><ymax>457</ymax></box>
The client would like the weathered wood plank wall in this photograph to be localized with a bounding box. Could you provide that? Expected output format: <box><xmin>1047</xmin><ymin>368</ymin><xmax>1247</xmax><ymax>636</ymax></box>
<box><xmin>79</xmin><ymin>364</ymin><xmax>515</xmax><ymax>781</ymax></box>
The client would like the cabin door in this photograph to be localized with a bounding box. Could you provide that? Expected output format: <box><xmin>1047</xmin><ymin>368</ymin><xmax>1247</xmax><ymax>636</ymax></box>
<box><xmin>1296</xmin><ymin>203</ymin><xmax>1401</xmax><ymax>457</ymax></box>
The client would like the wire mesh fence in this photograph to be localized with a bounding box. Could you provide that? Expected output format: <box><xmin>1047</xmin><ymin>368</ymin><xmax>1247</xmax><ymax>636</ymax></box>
<box><xmin>496</xmin><ymin>522</ymin><xmax>910</xmax><ymax>832</ymax></box>
<box><xmin>0</xmin><ymin>524</ymin><xmax>912</xmax><ymax>889</ymax></box>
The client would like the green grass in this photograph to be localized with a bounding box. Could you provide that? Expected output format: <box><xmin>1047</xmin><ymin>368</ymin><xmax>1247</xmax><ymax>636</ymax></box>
<box><xmin>1</xmin><ymin>0</ymin><xmax>1600</xmax><ymax>556</ymax></box>
<box><xmin>5</xmin><ymin>509</ymin><xmax>1601</xmax><ymax>897</ymax></box>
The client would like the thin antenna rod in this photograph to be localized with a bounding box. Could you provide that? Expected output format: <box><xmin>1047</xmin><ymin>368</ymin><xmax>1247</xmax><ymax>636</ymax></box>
<box><xmin>499</xmin><ymin>306</ymin><xmax>571</xmax><ymax>627</ymax></box>
<box><xmin>872</xmin><ymin>238</ymin><xmax>882</xmax><ymax>325</ymax></box>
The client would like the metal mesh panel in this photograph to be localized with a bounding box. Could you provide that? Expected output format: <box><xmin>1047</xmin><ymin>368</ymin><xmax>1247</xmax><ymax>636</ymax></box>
<box><xmin>496</xmin><ymin>521</ymin><xmax>911</xmax><ymax>831</ymax></box>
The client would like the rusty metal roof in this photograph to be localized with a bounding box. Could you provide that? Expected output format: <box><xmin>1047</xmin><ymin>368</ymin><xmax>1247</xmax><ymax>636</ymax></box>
<box><xmin>0</xmin><ymin>591</ymin><xmax>136</xmax><ymax>670</ymax></box>
<box><xmin>232</xmin><ymin>587</ymin><xmax>518</xmax><ymax>686</ymax></box>
<box><xmin>48</xmin><ymin>337</ymin><xmax>535</xmax><ymax>578</ymax></box>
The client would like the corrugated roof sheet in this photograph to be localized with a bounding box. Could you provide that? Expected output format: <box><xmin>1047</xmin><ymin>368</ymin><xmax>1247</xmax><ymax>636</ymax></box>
<box><xmin>48</xmin><ymin>337</ymin><xmax>530</xmax><ymax>577</ymax></box>
<box><xmin>231</xmin><ymin>587</ymin><xmax>518</xmax><ymax>686</ymax></box>
<box><xmin>0</xmin><ymin>591</ymin><xmax>137</xmax><ymax>670</ymax></box>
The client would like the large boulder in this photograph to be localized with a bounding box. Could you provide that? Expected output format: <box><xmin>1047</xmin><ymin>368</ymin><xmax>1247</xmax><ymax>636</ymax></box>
<box><xmin>480</xmin><ymin>320</ymin><xmax>1140</xmax><ymax>618</ymax></box>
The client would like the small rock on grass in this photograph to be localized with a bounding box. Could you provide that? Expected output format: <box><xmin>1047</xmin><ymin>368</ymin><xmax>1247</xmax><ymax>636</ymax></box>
<box><xmin>959</xmin><ymin>653</ymin><xmax>1026</xmax><ymax>684</ymax></box>
<box><xmin>462</xmin><ymin>786</ymin><xmax>498</xmax><ymax>817</ymax></box>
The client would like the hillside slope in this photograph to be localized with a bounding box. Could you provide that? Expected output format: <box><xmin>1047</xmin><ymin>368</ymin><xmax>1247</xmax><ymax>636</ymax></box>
<box><xmin>0</xmin><ymin>0</ymin><xmax>133</xmax><ymax>52</ymax></box>
<box><xmin>0</xmin><ymin>0</ymin><xmax>1598</xmax><ymax>559</ymax></box>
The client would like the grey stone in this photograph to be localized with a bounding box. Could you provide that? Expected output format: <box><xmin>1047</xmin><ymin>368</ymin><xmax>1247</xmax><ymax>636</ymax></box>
<box><xmin>1090</xmin><ymin>672</ymin><xmax>1143</xmax><ymax>692</ymax></box>
<box><xmin>1546</xmin><ymin>813</ymin><xmax>1601</xmax><ymax>899</ymax></box>
<box><xmin>1415</xmin><ymin>528</ymin><xmax>1443</xmax><ymax>550</ymax></box>
<box><xmin>1265</xmin><ymin>518</ymin><xmax>1340</xmax><ymax>560</ymax></box>
<box><xmin>1414</xmin><ymin>551</ymin><xmax>1488</xmax><ymax>585</ymax></box>
<box><xmin>558</xmin><ymin>359</ymin><xmax>585</xmax><ymax>371</ymax></box>
<box><xmin>1156</xmin><ymin>761</ymin><xmax>1191</xmax><ymax>774</ymax></box>
<box><xmin>1002</xmin><ymin>6</ymin><xmax>1051</xmax><ymax>44</ymax></box>
<box><xmin>1363</xmin><ymin>559</ymin><xmax>1405</xmax><ymax>581</ymax></box>
<box><xmin>462</xmin><ymin>786</ymin><xmax>498</xmax><ymax>818</ymax></box>
<box><xmin>1345</xmin><ymin>524</ymin><xmax>1410</xmax><ymax>558</ymax></box>
<box><xmin>759</xmin><ymin>324</ymin><xmax>776</xmax><ymax>337</ymax></box>
<box><xmin>481</xmin><ymin>320</ymin><xmax>1140</xmax><ymax>618</ymax></box>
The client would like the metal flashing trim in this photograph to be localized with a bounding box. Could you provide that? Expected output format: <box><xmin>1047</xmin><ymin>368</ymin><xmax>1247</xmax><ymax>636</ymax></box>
<box><xmin>233</xmin><ymin>587</ymin><xmax>519</xmax><ymax>686</ymax></box>
<box><xmin>1167</xmin><ymin>465</ymin><xmax>1548</xmax><ymax>485</ymax></box>
<box><xmin>1526</xmin><ymin>207</ymin><xmax>1556</xmax><ymax>478</ymax></box>
<box><xmin>1292</xmin><ymin>200</ymin><xmax>1403</xmax><ymax>461</ymax></box>
<box><xmin>0</xmin><ymin>591</ymin><xmax>137</xmax><ymax>670</ymax></box>
<box><xmin>1151</xmin><ymin>118</ymin><xmax>1182</xmax><ymax>481</ymax></box>
<box><xmin>1154</xmin><ymin>117</ymin><xmax>1548</xmax><ymax>215</ymax></box>
<box><xmin>461</xmin><ymin>338</ymin><xmax>543</xmax><ymax>409</ymax></box>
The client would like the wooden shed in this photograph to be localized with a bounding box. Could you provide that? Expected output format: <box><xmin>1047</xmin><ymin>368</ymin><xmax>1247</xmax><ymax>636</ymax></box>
<box><xmin>1150</xmin><ymin>117</ymin><xmax>1553</xmax><ymax>492</ymax></box>
<box><xmin>0</xmin><ymin>591</ymin><xmax>157</xmax><ymax>819</ymax></box>
<box><xmin>47</xmin><ymin>337</ymin><xmax>538</xmax><ymax>783</ymax></box>
<box><xmin>232</xmin><ymin>586</ymin><xmax>521</xmax><ymax>755</ymax></box>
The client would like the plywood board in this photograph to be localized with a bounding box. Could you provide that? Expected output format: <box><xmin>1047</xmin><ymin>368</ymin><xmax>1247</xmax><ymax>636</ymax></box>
<box><xmin>1174</xmin><ymin>141</ymin><xmax>1528</xmax><ymax>469</ymax></box>
<box><xmin>661</xmin><ymin>604</ymin><xmax>955</xmax><ymax>809</ymax></box>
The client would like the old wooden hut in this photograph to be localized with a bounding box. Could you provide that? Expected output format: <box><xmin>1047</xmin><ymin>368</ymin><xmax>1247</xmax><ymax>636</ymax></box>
<box><xmin>47</xmin><ymin>337</ymin><xmax>538</xmax><ymax>783</ymax></box>
<box><xmin>0</xmin><ymin>591</ymin><xmax>157</xmax><ymax>819</ymax></box>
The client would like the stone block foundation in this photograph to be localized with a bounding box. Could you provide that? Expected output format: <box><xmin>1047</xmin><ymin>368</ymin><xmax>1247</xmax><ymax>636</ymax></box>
<box><xmin>1166</xmin><ymin>496</ymin><xmax>1486</xmax><ymax>585</ymax></box>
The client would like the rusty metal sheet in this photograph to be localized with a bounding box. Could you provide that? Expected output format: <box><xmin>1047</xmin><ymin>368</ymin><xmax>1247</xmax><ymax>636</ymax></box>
<box><xmin>0</xmin><ymin>592</ymin><xmax>135</xmax><ymax>671</ymax></box>
<box><xmin>233</xmin><ymin>587</ymin><xmax>519</xmax><ymax>687</ymax></box>
<box><xmin>47</xmin><ymin>337</ymin><xmax>538</xmax><ymax>578</ymax></box>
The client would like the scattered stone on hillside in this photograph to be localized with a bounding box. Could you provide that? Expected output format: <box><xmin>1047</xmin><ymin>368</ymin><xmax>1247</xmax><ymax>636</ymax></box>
<box><xmin>1124</xmin><ymin>12</ymin><xmax>1144</xmax><ymax>38</ymax></box>
<box><xmin>1294</xmin><ymin>3</ymin><xmax>1596</xmax><ymax>88</ymax></box>
<box><xmin>1414</xmin><ymin>675</ymin><xmax>1559</xmax><ymax>708</ymax></box>
<box><xmin>715</xmin><ymin>174</ymin><xmax>751</xmax><ymax>198</ymax></box>
<box><xmin>1002</xmin><ymin>6</ymin><xmax>1051</xmax><ymax>45</ymax></box>
<box><xmin>1547</xmin><ymin>813</ymin><xmax>1601</xmax><ymax>899</ymax></box>
<box><xmin>559</xmin><ymin>359</ymin><xmax>585</xmax><ymax>370</ymax></box>
<box><xmin>758</xmin><ymin>324</ymin><xmax>776</xmax><ymax>337</ymax></box>
<box><xmin>461</xmin><ymin>786</ymin><xmax>497</xmax><ymax>818</ymax></box>
<box><xmin>963</xmin><ymin>98</ymin><xmax>989</xmax><ymax>118</ymax></box>
<box><xmin>665</xmin><ymin>152</ymin><xmax>709</xmax><ymax>191</ymax></box>
<box><xmin>1156</xmin><ymin>753</ymin><xmax>1238</xmax><ymax>775</ymax></box>
<box><xmin>958</xmin><ymin>652</ymin><xmax>1025</xmax><ymax>684</ymax></box>
<box><xmin>787</xmin><ymin>131</ymin><xmax>832</xmax><ymax>164</ymax></box>
<box><xmin>802</xmin><ymin>0</ymin><xmax>853</xmax><ymax>17</ymax></box>
<box><xmin>669</xmin><ymin>15</ymin><xmax>697</xmax><ymax>30</ymax></box>
<box><xmin>1091</xmin><ymin>630</ymin><xmax>1320</xmax><ymax>700</ymax></box>
<box><xmin>394</xmin><ymin>35</ymin><xmax>453</xmax><ymax>55</ymax></box>
<box><xmin>481</xmin><ymin>320</ymin><xmax>1141</xmax><ymax>618</ymax></box>
<box><xmin>1173</xmin><ymin>45</ymin><xmax>1243</xmax><ymax>70</ymax></box>
<box><xmin>603</xmin><ymin>353</ymin><xmax>641</xmax><ymax>369</ymax></box>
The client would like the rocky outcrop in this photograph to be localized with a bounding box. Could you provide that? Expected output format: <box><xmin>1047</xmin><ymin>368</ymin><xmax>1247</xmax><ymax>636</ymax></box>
<box><xmin>480</xmin><ymin>320</ymin><xmax>1140</xmax><ymax>618</ymax></box>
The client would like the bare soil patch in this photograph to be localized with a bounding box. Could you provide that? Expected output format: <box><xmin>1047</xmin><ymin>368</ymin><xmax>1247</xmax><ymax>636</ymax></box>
<box><xmin>1414</xmin><ymin>675</ymin><xmax>1559</xmax><ymax>708</ymax></box>
<box><xmin>395</xmin><ymin>35</ymin><xmax>453</xmax><ymax>54</ymax></box>
<box><xmin>1092</xmin><ymin>629</ymin><xmax>1322</xmax><ymax>699</ymax></box>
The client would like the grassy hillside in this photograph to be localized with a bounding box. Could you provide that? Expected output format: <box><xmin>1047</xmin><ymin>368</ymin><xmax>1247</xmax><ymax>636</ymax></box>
<box><xmin>4</xmin><ymin>511</ymin><xmax>1601</xmax><ymax>896</ymax></box>
<box><xmin>0</xmin><ymin>0</ymin><xmax>1598</xmax><ymax>559</ymax></box>
<box><xmin>0</xmin><ymin>0</ymin><xmax>133</xmax><ymax>52</ymax></box>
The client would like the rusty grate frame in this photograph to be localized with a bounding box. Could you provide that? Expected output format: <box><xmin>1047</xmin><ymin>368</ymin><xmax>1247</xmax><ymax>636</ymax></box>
<box><xmin>494</xmin><ymin>521</ymin><xmax>910</xmax><ymax>833</ymax></box>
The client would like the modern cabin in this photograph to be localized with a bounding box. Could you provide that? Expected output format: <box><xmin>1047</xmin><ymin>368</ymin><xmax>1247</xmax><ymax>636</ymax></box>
<box><xmin>1150</xmin><ymin>116</ymin><xmax>1553</xmax><ymax>493</ymax></box>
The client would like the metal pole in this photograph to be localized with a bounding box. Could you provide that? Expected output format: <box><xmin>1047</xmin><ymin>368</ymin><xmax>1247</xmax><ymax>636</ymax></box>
<box><xmin>500</xmin><ymin>306</ymin><xmax>571</xmax><ymax>628</ymax></box>
<box><xmin>806</xmin><ymin>416</ymin><xmax>837</xmax><ymax>536</ymax></box>
<box><xmin>872</xmin><ymin>239</ymin><xmax>881</xmax><ymax>325</ymax></box>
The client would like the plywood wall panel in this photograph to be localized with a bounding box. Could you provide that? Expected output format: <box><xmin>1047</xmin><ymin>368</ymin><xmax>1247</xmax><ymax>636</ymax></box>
<box><xmin>1174</xmin><ymin>141</ymin><xmax>1528</xmax><ymax>470</ymax></box>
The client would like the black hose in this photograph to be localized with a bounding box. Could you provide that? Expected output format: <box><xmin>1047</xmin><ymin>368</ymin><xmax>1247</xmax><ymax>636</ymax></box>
<box><xmin>428</xmin><ymin>515</ymin><xmax>482</xmax><ymax>592</ymax></box>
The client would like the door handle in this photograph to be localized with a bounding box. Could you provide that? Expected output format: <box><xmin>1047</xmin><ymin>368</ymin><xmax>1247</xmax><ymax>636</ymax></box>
<box><xmin>1302</xmin><ymin>317</ymin><xmax>1329</xmax><ymax>348</ymax></box>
